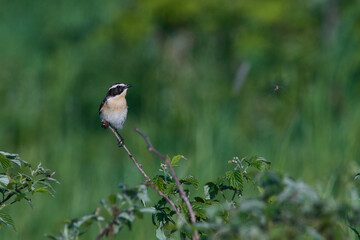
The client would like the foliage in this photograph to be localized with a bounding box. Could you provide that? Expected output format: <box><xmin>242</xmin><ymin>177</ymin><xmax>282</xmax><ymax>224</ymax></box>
<box><xmin>2</xmin><ymin>0</ymin><xmax>360</xmax><ymax>238</ymax></box>
<box><xmin>48</xmin><ymin>155</ymin><xmax>360</xmax><ymax>239</ymax></box>
<box><xmin>200</xmin><ymin>172</ymin><xmax>360</xmax><ymax>240</ymax></box>
<box><xmin>46</xmin><ymin>184</ymin><xmax>153</xmax><ymax>240</ymax></box>
<box><xmin>0</xmin><ymin>151</ymin><xmax>58</xmax><ymax>230</ymax></box>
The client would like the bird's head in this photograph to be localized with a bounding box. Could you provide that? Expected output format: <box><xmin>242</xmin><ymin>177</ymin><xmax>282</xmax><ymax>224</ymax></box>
<box><xmin>106</xmin><ymin>83</ymin><xmax>133</xmax><ymax>98</ymax></box>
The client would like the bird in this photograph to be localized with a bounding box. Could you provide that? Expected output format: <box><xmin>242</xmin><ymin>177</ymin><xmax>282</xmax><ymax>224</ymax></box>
<box><xmin>99</xmin><ymin>83</ymin><xmax>132</xmax><ymax>144</ymax></box>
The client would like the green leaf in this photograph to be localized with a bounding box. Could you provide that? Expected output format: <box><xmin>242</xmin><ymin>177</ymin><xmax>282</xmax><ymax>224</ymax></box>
<box><xmin>164</xmin><ymin>182</ymin><xmax>176</xmax><ymax>195</ymax></box>
<box><xmin>248</xmin><ymin>156</ymin><xmax>270</xmax><ymax>170</ymax></box>
<box><xmin>0</xmin><ymin>211</ymin><xmax>15</xmax><ymax>230</ymax></box>
<box><xmin>137</xmin><ymin>185</ymin><xmax>150</xmax><ymax>205</ymax></box>
<box><xmin>40</xmin><ymin>177</ymin><xmax>60</xmax><ymax>184</ymax></box>
<box><xmin>108</xmin><ymin>194</ymin><xmax>117</xmax><ymax>205</ymax></box>
<box><xmin>0</xmin><ymin>175</ymin><xmax>10</xmax><ymax>186</ymax></box>
<box><xmin>355</xmin><ymin>173</ymin><xmax>360</xmax><ymax>181</ymax></box>
<box><xmin>0</xmin><ymin>153</ymin><xmax>10</xmax><ymax>171</ymax></box>
<box><xmin>14</xmin><ymin>193</ymin><xmax>26</xmax><ymax>202</ymax></box>
<box><xmin>171</xmin><ymin>155</ymin><xmax>184</xmax><ymax>165</ymax></box>
<box><xmin>35</xmin><ymin>187</ymin><xmax>51</xmax><ymax>194</ymax></box>
<box><xmin>119</xmin><ymin>211</ymin><xmax>135</xmax><ymax>223</ymax></box>
<box><xmin>156</xmin><ymin>225</ymin><xmax>167</xmax><ymax>240</ymax></box>
<box><xmin>152</xmin><ymin>176</ymin><xmax>166</xmax><ymax>191</ymax></box>
<box><xmin>349</xmin><ymin>226</ymin><xmax>360</xmax><ymax>240</ymax></box>
<box><xmin>139</xmin><ymin>208</ymin><xmax>156</xmax><ymax>214</ymax></box>
<box><xmin>194</xmin><ymin>197</ymin><xmax>205</xmax><ymax>203</ymax></box>
<box><xmin>192</xmin><ymin>202</ymin><xmax>207</xmax><ymax>220</ymax></box>
<box><xmin>37</xmin><ymin>181</ymin><xmax>56</xmax><ymax>193</ymax></box>
<box><xmin>225</xmin><ymin>170</ymin><xmax>243</xmax><ymax>191</ymax></box>
<box><xmin>9</xmin><ymin>159</ymin><xmax>22</xmax><ymax>168</ymax></box>
<box><xmin>0</xmin><ymin>151</ymin><xmax>19</xmax><ymax>160</ymax></box>
<box><xmin>180</xmin><ymin>176</ymin><xmax>199</xmax><ymax>189</ymax></box>
<box><xmin>204</xmin><ymin>182</ymin><xmax>219</xmax><ymax>200</ymax></box>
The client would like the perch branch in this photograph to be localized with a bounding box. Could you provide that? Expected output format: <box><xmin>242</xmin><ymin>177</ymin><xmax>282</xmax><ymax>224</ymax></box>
<box><xmin>135</xmin><ymin>128</ymin><xmax>199</xmax><ymax>240</ymax></box>
<box><xmin>105</xmin><ymin>123</ymin><xmax>188</xmax><ymax>226</ymax></box>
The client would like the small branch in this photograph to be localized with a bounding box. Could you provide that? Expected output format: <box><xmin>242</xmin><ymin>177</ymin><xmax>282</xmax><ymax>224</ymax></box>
<box><xmin>135</xmin><ymin>128</ymin><xmax>199</xmax><ymax>240</ymax></box>
<box><xmin>108</xmin><ymin>126</ymin><xmax>150</xmax><ymax>180</ymax></box>
<box><xmin>106</xmin><ymin>124</ymin><xmax>188</xmax><ymax>225</ymax></box>
<box><xmin>0</xmin><ymin>176</ymin><xmax>50</xmax><ymax>206</ymax></box>
<box><xmin>0</xmin><ymin>185</ymin><xmax>27</xmax><ymax>206</ymax></box>
<box><xmin>96</xmin><ymin>209</ymin><xmax>132</xmax><ymax>240</ymax></box>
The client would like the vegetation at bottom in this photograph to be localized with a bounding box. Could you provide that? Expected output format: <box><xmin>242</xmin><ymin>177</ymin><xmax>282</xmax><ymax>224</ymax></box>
<box><xmin>44</xmin><ymin>152</ymin><xmax>360</xmax><ymax>240</ymax></box>
<box><xmin>0</xmin><ymin>151</ymin><xmax>58</xmax><ymax>230</ymax></box>
<box><xmin>2</xmin><ymin>1</ymin><xmax>360</xmax><ymax>239</ymax></box>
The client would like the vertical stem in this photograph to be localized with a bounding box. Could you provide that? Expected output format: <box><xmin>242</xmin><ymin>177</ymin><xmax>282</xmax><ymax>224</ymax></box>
<box><xmin>106</xmin><ymin>124</ymin><xmax>189</xmax><ymax>226</ymax></box>
<box><xmin>135</xmin><ymin>128</ymin><xmax>199</xmax><ymax>240</ymax></box>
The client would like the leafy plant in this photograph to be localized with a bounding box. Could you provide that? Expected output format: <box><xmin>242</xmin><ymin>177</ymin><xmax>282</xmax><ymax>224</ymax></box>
<box><xmin>47</xmin><ymin>129</ymin><xmax>360</xmax><ymax>239</ymax></box>
<box><xmin>46</xmin><ymin>184</ymin><xmax>153</xmax><ymax>240</ymax></box>
<box><xmin>0</xmin><ymin>151</ymin><xmax>58</xmax><ymax>229</ymax></box>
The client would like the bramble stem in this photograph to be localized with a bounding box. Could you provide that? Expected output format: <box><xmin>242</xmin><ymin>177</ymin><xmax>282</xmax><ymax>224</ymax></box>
<box><xmin>135</xmin><ymin>128</ymin><xmax>199</xmax><ymax>240</ymax></box>
<box><xmin>104</xmin><ymin>123</ymin><xmax>189</xmax><ymax>230</ymax></box>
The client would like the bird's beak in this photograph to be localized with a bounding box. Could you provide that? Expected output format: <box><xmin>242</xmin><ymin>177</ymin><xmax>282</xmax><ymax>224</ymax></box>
<box><xmin>126</xmin><ymin>84</ymin><xmax>133</xmax><ymax>88</ymax></box>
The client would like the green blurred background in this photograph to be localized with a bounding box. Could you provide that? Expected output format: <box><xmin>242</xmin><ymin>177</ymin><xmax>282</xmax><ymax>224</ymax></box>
<box><xmin>1</xmin><ymin>0</ymin><xmax>360</xmax><ymax>239</ymax></box>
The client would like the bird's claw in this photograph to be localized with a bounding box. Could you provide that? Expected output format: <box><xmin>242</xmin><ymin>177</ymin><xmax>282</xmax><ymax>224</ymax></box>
<box><xmin>101</xmin><ymin>120</ymin><xmax>109</xmax><ymax>129</ymax></box>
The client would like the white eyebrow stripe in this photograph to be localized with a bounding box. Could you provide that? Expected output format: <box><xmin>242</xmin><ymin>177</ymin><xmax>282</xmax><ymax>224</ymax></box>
<box><xmin>108</xmin><ymin>83</ymin><xmax>127</xmax><ymax>90</ymax></box>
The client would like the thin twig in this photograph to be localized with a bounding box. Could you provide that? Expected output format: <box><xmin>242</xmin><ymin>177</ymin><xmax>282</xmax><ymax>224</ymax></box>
<box><xmin>135</xmin><ymin>128</ymin><xmax>199</xmax><ymax>240</ymax></box>
<box><xmin>0</xmin><ymin>177</ymin><xmax>50</xmax><ymax>206</ymax></box>
<box><xmin>0</xmin><ymin>185</ymin><xmax>27</xmax><ymax>206</ymax></box>
<box><xmin>96</xmin><ymin>208</ymin><xmax>133</xmax><ymax>240</ymax></box>
<box><xmin>105</xmin><ymin>124</ymin><xmax>189</xmax><ymax>226</ymax></box>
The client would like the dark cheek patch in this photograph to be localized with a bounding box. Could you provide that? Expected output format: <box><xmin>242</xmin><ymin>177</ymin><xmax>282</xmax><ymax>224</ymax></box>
<box><xmin>107</xmin><ymin>86</ymin><xmax>124</xmax><ymax>97</ymax></box>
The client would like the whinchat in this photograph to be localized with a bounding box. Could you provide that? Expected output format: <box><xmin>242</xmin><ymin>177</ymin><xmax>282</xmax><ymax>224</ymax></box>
<box><xmin>99</xmin><ymin>83</ymin><xmax>132</xmax><ymax>141</ymax></box>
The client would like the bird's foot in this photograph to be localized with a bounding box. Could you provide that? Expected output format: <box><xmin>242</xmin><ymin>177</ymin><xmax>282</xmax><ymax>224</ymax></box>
<box><xmin>101</xmin><ymin>120</ymin><xmax>109</xmax><ymax>129</ymax></box>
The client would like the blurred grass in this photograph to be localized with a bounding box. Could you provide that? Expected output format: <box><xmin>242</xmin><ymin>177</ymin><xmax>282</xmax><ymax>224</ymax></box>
<box><xmin>1</xmin><ymin>0</ymin><xmax>360</xmax><ymax>239</ymax></box>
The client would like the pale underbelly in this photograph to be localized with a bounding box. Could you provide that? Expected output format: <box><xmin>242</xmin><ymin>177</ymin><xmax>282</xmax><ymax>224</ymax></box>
<box><xmin>100</xmin><ymin>108</ymin><xmax>128</xmax><ymax>130</ymax></box>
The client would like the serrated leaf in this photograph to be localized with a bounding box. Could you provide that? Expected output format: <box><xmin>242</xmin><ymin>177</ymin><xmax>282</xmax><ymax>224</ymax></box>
<box><xmin>180</xmin><ymin>176</ymin><xmax>199</xmax><ymax>189</ymax></box>
<box><xmin>0</xmin><ymin>154</ymin><xmax>10</xmax><ymax>171</ymax></box>
<box><xmin>164</xmin><ymin>182</ymin><xmax>176</xmax><ymax>195</ymax></box>
<box><xmin>248</xmin><ymin>156</ymin><xmax>270</xmax><ymax>170</ymax></box>
<box><xmin>226</xmin><ymin>170</ymin><xmax>243</xmax><ymax>191</ymax></box>
<box><xmin>152</xmin><ymin>176</ymin><xmax>166</xmax><ymax>192</ymax></box>
<box><xmin>192</xmin><ymin>202</ymin><xmax>207</xmax><ymax>220</ymax></box>
<box><xmin>0</xmin><ymin>211</ymin><xmax>15</xmax><ymax>230</ymax></box>
<box><xmin>0</xmin><ymin>175</ymin><xmax>10</xmax><ymax>186</ymax></box>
